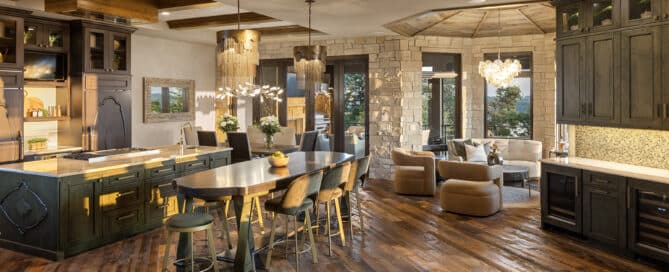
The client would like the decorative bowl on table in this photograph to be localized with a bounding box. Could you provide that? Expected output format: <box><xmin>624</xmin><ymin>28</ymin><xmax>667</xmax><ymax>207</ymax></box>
<box><xmin>268</xmin><ymin>152</ymin><xmax>289</xmax><ymax>168</ymax></box>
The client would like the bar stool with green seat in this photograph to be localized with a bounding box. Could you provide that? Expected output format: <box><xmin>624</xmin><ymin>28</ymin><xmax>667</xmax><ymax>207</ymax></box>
<box><xmin>314</xmin><ymin>162</ymin><xmax>351</xmax><ymax>256</ymax></box>
<box><xmin>162</xmin><ymin>213</ymin><xmax>219</xmax><ymax>272</ymax></box>
<box><xmin>265</xmin><ymin>171</ymin><xmax>323</xmax><ymax>270</ymax></box>
<box><xmin>341</xmin><ymin>155</ymin><xmax>371</xmax><ymax>238</ymax></box>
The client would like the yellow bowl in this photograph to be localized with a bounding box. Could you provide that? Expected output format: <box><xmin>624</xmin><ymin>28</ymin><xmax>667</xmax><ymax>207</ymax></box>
<box><xmin>268</xmin><ymin>156</ymin><xmax>289</xmax><ymax>168</ymax></box>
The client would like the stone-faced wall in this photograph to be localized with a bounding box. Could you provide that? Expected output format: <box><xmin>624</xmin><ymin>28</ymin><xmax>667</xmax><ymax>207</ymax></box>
<box><xmin>259</xmin><ymin>33</ymin><xmax>556</xmax><ymax>180</ymax></box>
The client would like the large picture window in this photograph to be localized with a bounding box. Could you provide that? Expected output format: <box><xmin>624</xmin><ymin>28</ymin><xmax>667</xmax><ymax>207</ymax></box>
<box><xmin>422</xmin><ymin>53</ymin><xmax>462</xmax><ymax>142</ymax></box>
<box><xmin>484</xmin><ymin>52</ymin><xmax>532</xmax><ymax>139</ymax></box>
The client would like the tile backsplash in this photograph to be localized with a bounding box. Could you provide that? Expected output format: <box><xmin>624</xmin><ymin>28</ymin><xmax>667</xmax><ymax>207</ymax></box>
<box><xmin>574</xmin><ymin>125</ymin><xmax>669</xmax><ymax>170</ymax></box>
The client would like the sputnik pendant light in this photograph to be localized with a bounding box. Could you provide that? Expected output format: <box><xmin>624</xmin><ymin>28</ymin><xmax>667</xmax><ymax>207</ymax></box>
<box><xmin>477</xmin><ymin>8</ymin><xmax>522</xmax><ymax>89</ymax></box>
<box><xmin>293</xmin><ymin>0</ymin><xmax>326</xmax><ymax>92</ymax></box>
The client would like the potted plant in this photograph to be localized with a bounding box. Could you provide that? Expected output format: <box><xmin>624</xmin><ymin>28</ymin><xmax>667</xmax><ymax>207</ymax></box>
<box><xmin>28</xmin><ymin>137</ymin><xmax>48</xmax><ymax>151</ymax></box>
<box><xmin>258</xmin><ymin>115</ymin><xmax>280</xmax><ymax>148</ymax></box>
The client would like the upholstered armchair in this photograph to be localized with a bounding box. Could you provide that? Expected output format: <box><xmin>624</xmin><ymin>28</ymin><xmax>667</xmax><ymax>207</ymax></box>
<box><xmin>391</xmin><ymin>148</ymin><xmax>436</xmax><ymax>196</ymax></box>
<box><xmin>437</xmin><ymin>160</ymin><xmax>503</xmax><ymax>216</ymax></box>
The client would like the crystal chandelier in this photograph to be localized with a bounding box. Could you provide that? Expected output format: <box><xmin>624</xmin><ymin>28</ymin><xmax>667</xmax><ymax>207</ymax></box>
<box><xmin>478</xmin><ymin>9</ymin><xmax>522</xmax><ymax>88</ymax></box>
<box><xmin>294</xmin><ymin>0</ymin><xmax>326</xmax><ymax>92</ymax></box>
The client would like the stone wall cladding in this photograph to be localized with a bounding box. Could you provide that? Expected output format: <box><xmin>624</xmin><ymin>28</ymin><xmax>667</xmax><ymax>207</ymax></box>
<box><xmin>259</xmin><ymin>33</ymin><xmax>556</xmax><ymax>180</ymax></box>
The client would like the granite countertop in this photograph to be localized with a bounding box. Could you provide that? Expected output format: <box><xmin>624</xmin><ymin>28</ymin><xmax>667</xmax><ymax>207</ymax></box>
<box><xmin>0</xmin><ymin>145</ymin><xmax>232</xmax><ymax>178</ymax></box>
<box><xmin>24</xmin><ymin>146</ymin><xmax>83</xmax><ymax>156</ymax></box>
<box><xmin>542</xmin><ymin>157</ymin><xmax>669</xmax><ymax>185</ymax></box>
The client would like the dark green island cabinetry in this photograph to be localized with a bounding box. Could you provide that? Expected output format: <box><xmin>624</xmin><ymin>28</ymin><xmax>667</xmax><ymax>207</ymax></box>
<box><xmin>541</xmin><ymin>157</ymin><xmax>669</xmax><ymax>263</ymax></box>
<box><xmin>0</xmin><ymin>145</ymin><xmax>230</xmax><ymax>260</ymax></box>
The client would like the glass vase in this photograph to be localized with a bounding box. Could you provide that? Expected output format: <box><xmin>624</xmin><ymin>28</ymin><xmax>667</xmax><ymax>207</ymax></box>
<box><xmin>265</xmin><ymin>134</ymin><xmax>274</xmax><ymax>148</ymax></box>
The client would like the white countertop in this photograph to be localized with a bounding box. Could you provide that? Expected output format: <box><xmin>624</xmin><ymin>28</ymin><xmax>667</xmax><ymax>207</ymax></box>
<box><xmin>542</xmin><ymin>157</ymin><xmax>669</xmax><ymax>185</ymax></box>
<box><xmin>0</xmin><ymin>145</ymin><xmax>232</xmax><ymax>178</ymax></box>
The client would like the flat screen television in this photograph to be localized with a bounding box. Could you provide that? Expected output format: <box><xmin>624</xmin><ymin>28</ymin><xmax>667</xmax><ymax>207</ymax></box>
<box><xmin>24</xmin><ymin>51</ymin><xmax>66</xmax><ymax>81</ymax></box>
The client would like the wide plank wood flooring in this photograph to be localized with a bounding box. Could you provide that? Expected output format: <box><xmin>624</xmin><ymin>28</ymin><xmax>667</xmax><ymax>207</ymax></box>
<box><xmin>0</xmin><ymin>179</ymin><xmax>663</xmax><ymax>272</ymax></box>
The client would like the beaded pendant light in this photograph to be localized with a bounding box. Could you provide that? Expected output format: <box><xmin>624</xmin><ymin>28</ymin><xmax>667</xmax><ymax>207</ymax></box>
<box><xmin>293</xmin><ymin>0</ymin><xmax>326</xmax><ymax>92</ymax></box>
<box><xmin>478</xmin><ymin>9</ymin><xmax>522</xmax><ymax>88</ymax></box>
<box><xmin>216</xmin><ymin>0</ymin><xmax>260</xmax><ymax>94</ymax></box>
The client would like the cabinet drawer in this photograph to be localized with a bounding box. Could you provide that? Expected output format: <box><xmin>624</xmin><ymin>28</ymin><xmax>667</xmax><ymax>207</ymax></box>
<box><xmin>102</xmin><ymin>206</ymin><xmax>144</xmax><ymax>239</ymax></box>
<box><xmin>85</xmin><ymin>74</ymin><xmax>131</xmax><ymax>91</ymax></box>
<box><xmin>146</xmin><ymin>163</ymin><xmax>177</xmax><ymax>179</ymax></box>
<box><xmin>100</xmin><ymin>182</ymin><xmax>142</xmax><ymax>211</ymax></box>
<box><xmin>209</xmin><ymin>152</ymin><xmax>230</xmax><ymax>169</ymax></box>
<box><xmin>179</xmin><ymin>156</ymin><xmax>210</xmax><ymax>175</ymax></box>
<box><xmin>583</xmin><ymin>171</ymin><xmax>622</xmax><ymax>190</ymax></box>
<box><xmin>145</xmin><ymin>195</ymin><xmax>179</xmax><ymax>224</ymax></box>
<box><xmin>102</xmin><ymin>170</ymin><xmax>142</xmax><ymax>191</ymax></box>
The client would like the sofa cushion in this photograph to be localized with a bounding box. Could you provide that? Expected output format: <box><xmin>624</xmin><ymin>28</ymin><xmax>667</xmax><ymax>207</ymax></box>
<box><xmin>441</xmin><ymin>180</ymin><xmax>498</xmax><ymax>197</ymax></box>
<box><xmin>505</xmin><ymin>140</ymin><xmax>542</xmax><ymax>161</ymax></box>
<box><xmin>465</xmin><ymin>144</ymin><xmax>487</xmax><ymax>162</ymax></box>
<box><xmin>452</xmin><ymin>139</ymin><xmax>468</xmax><ymax>160</ymax></box>
<box><xmin>504</xmin><ymin>160</ymin><xmax>540</xmax><ymax>179</ymax></box>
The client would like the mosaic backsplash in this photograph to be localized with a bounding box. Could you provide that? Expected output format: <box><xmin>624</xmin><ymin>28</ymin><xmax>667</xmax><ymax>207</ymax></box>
<box><xmin>574</xmin><ymin>125</ymin><xmax>669</xmax><ymax>170</ymax></box>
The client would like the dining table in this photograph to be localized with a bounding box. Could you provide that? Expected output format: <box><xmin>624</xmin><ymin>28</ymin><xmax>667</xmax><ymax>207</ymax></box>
<box><xmin>174</xmin><ymin>151</ymin><xmax>354</xmax><ymax>272</ymax></box>
<box><xmin>250</xmin><ymin>143</ymin><xmax>300</xmax><ymax>156</ymax></box>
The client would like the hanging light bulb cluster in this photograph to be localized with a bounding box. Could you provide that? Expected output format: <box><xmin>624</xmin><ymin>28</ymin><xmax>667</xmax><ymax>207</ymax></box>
<box><xmin>216</xmin><ymin>83</ymin><xmax>285</xmax><ymax>103</ymax></box>
<box><xmin>215</xmin><ymin>0</ymin><xmax>284</xmax><ymax>102</ymax></box>
<box><xmin>478</xmin><ymin>9</ymin><xmax>522</xmax><ymax>88</ymax></box>
<box><xmin>294</xmin><ymin>0</ymin><xmax>326</xmax><ymax>92</ymax></box>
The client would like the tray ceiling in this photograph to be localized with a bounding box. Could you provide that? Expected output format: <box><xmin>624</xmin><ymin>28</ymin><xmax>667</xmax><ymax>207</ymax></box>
<box><xmin>385</xmin><ymin>2</ymin><xmax>555</xmax><ymax>37</ymax></box>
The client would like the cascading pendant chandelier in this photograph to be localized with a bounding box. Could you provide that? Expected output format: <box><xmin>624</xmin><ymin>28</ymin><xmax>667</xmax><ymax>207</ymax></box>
<box><xmin>477</xmin><ymin>8</ymin><xmax>522</xmax><ymax>88</ymax></box>
<box><xmin>294</xmin><ymin>0</ymin><xmax>326</xmax><ymax>92</ymax></box>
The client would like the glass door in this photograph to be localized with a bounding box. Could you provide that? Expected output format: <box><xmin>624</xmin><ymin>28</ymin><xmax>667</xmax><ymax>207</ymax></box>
<box><xmin>111</xmin><ymin>33</ymin><xmax>129</xmax><ymax>74</ymax></box>
<box><xmin>0</xmin><ymin>15</ymin><xmax>22</xmax><ymax>68</ymax></box>
<box><xmin>87</xmin><ymin>29</ymin><xmax>106</xmax><ymax>73</ymax></box>
<box><xmin>623</xmin><ymin>0</ymin><xmax>659</xmax><ymax>26</ymax></box>
<box><xmin>422</xmin><ymin>53</ymin><xmax>462</xmax><ymax>144</ymax></box>
<box><xmin>589</xmin><ymin>0</ymin><xmax>619</xmax><ymax>32</ymax></box>
<box><xmin>341</xmin><ymin>61</ymin><xmax>367</xmax><ymax>158</ymax></box>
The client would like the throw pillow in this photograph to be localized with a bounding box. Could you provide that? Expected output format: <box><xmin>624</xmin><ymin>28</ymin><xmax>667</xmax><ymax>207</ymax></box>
<box><xmin>465</xmin><ymin>144</ymin><xmax>487</xmax><ymax>162</ymax></box>
<box><xmin>452</xmin><ymin>140</ymin><xmax>467</xmax><ymax>160</ymax></box>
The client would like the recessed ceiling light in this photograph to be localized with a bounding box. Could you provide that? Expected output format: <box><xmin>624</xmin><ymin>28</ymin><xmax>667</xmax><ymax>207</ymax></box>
<box><xmin>160</xmin><ymin>11</ymin><xmax>171</xmax><ymax>16</ymax></box>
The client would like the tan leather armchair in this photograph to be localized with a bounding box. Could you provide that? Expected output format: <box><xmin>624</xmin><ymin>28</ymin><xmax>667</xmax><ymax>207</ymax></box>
<box><xmin>391</xmin><ymin>148</ymin><xmax>436</xmax><ymax>196</ymax></box>
<box><xmin>438</xmin><ymin>160</ymin><xmax>503</xmax><ymax>216</ymax></box>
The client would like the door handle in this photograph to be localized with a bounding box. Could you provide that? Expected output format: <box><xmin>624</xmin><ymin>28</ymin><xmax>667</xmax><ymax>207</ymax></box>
<box><xmin>658</xmin><ymin>104</ymin><xmax>663</xmax><ymax>118</ymax></box>
<box><xmin>575</xmin><ymin>177</ymin><xmax>579</xmax><ymax>198</ymax></box>
<box><xmin>117</xmin><ymin>190</ymin><xmax>136</xmax><ymax>198</ymax></box>
<box><xmin>592</xmin><ymin>178</ymin><xmax>609</xmax><ymax>184</ymax></box>
<box><xmin>664</xmin><ymin>104</ymin><xmax>668</xmax><ymax>119</ymax></box>
<box><xmin>627</xmin><ymin>186</ymin><xmax>631</xmax><ymax>209</ymax></box>
<box><xmin>114</xmin><ymin>174</ymin><xmax>137</xmax><ymax>181</ymax></box>
<box><xmin>154</xmin><ymin>168</ymin><xmax>173</xmax><ymax>174</ymax></box>
<box><xmin>590</xmin><ymin>188</ymin><xmax>609</xmax><ymax>195</ymax></box>
<box><xmin>116</xmin><ymin>212</ymin><xmax>136</xmax><ymax>221</ymax></box>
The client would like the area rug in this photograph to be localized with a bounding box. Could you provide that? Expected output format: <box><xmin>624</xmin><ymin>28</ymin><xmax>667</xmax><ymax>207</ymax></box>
<box><xmin>502</xmin><ymin>185</ymin><xmax>539</xmax><ymax>209</ymax></box>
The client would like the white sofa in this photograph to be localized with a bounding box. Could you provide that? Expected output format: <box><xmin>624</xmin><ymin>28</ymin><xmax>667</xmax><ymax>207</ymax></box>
<box><xmin>447</xmin><ymin>138</ymin><xmax>542</xmax><ymax>180</ymax></box>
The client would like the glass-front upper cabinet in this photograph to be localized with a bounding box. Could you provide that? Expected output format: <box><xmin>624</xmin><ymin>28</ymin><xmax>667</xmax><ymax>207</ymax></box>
<box><xmin>111</xmin><ymin>33</ymin><xmax>129</xmax><ymax>74</ymax></box>
<box><xmin>622</xmin><ymin>0</ymin><xmax>660</xmax><ymax>26</ymax></box>
<box><xmin>0</xmin><ymin>15</ymin><xmax>23</xmax><ymax>69</ymax></box>
<box><xmin>23</xmin><ymin>19</ymin><xmax>68</xmax><ymax>51</ymax></box>
<box><xmin>87</xmin><ymin>29</ymin><xmax>106</xmax><ymax>73</ymax></box>
<box><xmin>588</xmin><ymin>0</ymin><xmax>620</xmax><ymax>31</ymax></box>
<box><xmin>557</xmin><ymin>2</ymin><xmax>584</xmax><ymax>37</ymax></box>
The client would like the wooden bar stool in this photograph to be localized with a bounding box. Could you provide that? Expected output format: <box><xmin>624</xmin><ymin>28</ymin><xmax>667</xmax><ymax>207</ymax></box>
<box><xmin>314</xmin><ymin>162</ymin><xmax>351</xmax><ymax>256</ymax></box>
<box><xmin>265</xmin><ymin>171</ymin><xmax>323</xmax><ymax>271</ymax></box>
<box><xmin>341</xmin><ymin>155</ymin><xmax>371</xmax><ymax>237</ymax></box>
<box><xmin>162</xmin><ymin>213</ymin><xmax>219</xmax><ymax>272</ymax></box>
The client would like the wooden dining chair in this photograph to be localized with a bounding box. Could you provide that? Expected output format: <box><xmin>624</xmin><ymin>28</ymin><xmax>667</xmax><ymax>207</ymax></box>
<box><xmin>196</xmin><ymin>130</ymin><xmax>218</xmax><ymax>147</ymax></box>
<box><xmin>314</xmin><ymin>162</ymin><xmax>351</xmax><ymax>256</ymax></box>
<box><xmin>226</xmin><ymin>132</ymin><xmax>252</xmax><ymax>163</ymax></box>
<box><xmin>299</xmin><ymin>130</ymin><xmax>319</xmax><ymax>152</ymax></box>
<box><xmin>265</xmin><ymin>171</ymin><xmax>323</xmax><ymax>270</ymax></box>
<box><xmin>341</xmin><ymin>155</ymin><xmax>371</xmax><ymax>238</ymax></box>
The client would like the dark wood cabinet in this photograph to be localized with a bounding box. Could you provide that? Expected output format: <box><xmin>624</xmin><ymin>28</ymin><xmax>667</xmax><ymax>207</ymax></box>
<box><xmin>23</xmin><ymin>18</ymin><xmax>68</xmax><ymax>52</ymax></box>
<box><xmin>620</xmin><ymin>26</ymin><xmax>663</xmax><ymax>129</ymax></box>
<box><xmin>0</xmin><ymin>14</ymin><xmax>23</xmax><ymax>69</ymax></box>
<box><xmin>556</xmin><ymin>1</ymin><xmax>585</xmax><ymax>38</ymax></box>
<box><xmin>60</xmin><ymin>174</ymin><xmax>103</xmax><ymax>256</ymax></box>
<box><xmin>585</xmin><ymin>32</ymin><xmax>620</xmax><ymax>124</ymax></box>
<box><xmin>556</xmin><ymin>38</ymin><xmax>586</xmax><ymax>123</ymax></box>
<box><xmin>662</xmin><ymin>25</ymin><xmax>669</xmax><ymax>127</ymax></box>
<box><xmin>96</xmin><ymin>88</ymin><xmax>132</xmax><ymax>150</ymax></box>
<box><xmin>583</xmin><ymin>171</ymin><xmax>627</xmax><ymax>251</ymax></box>
<box><xmin>0</xmin><ymin>70</ymin><xmax>24</xmax><ymax>163</ymax></box>
<box><xmin>622</xmin><ymin>0</ymin><xmax>663</xmax><ymax>26</ymax></box>
<box><xmin>628</xmin><ymin>179</ymin><xmax>669</xmax><ymax>261</ymax></box>
<box><xmin>71</xmin><ymin>21</ymin><xmax>133</xmax><ymax>75</ymax></box>
<box><xmin>541</xmin><ymin>164</ymin><xmax>582</xmax><ymax>233</ymax></box>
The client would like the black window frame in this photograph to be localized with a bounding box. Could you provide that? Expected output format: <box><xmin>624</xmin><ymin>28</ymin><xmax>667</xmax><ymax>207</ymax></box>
<box><xmin>421</xmin><ymin>52</ymin><xmax>463</xmax><ymax>142</ymax></box>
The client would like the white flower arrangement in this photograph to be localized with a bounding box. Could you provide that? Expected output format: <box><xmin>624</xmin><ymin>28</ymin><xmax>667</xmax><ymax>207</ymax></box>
<box><xmin>219</xmin><ymin>114</ymin><xmax>239</xmax><ymax>132</ymax></box>
<box><xmin>259</xmin><ymin>115</ymin><xmax>281</xmax><ymax>136</ymax></box>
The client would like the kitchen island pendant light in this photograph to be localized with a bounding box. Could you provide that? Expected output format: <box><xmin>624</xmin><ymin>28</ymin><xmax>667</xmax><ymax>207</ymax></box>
<box><xmin>294</xmin><ymin>0</ymin><xmax>326</xmax><ymax>92</ymax></box>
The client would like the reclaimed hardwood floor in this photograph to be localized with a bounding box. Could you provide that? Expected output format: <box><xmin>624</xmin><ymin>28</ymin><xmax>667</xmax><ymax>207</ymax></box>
<box><xmin>0</xmin><ymin>179</ymin><xmax>662</xmax><ymax>272</ymax></box>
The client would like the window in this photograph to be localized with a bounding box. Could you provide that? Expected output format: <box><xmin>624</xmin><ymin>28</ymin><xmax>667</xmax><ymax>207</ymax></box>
<box><xmin>422</xmin><ymin>53</ymin><xmax>462</xmax><ymax>142</ymax></box>
<box><xmin>484</xmin><ymin>52</ymin><xmax>532</xmax><ymax>139</ymax></box>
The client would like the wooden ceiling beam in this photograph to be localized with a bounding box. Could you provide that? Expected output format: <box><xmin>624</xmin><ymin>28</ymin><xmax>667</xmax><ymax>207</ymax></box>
<box><xmin>472</xmin><ymin>11</ymin><xmax>489</xmax><ymax>38</ymax></box>
<box><xmin>45</xmin><ymin>0</ymin><xmax>158</xmax><ymax>22</ymax></box>
<box><xmin>517</xmin><ymin>8</ymin><xmax>546</xmax><ymax>33</ymax></box>
<box><xmin>251</xmin><ymin>25</ymin><xmax>323</xmax><ymax>36</ymax></box>
<box><xmin>412</xmin><ymin>10</ymin><xmax>462</xmax><ymax>36</ymax></box>
<box><xmin>158</xmin><ymin>0</ymin><xmax>218</xmax><ymax>10</ymax></box>
<box><xmin>167</xmin><ymin>12</ymin><xmax>279</xmax><ymax>29</ymax></box>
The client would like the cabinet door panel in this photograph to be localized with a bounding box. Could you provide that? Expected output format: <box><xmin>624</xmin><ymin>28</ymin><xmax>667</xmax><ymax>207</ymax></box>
<box><xmin>586</xmin><ymin>33</ymin><xmax>620</xmax><ymax>124</ymax></box>
<box><xmin>620</xmin><ymin>27</ymin><xmax>663</xmax><ymax>129</ymax></box>
<box><xmin>622</xmin><ymin>0</ymin><xmax>661</xmax><ymax>26</ymax></box>
<box><xmin>556</xmin><ymin>38</ymin><xmax>586</xmax><ymax>123</ymax></box>
<box><xmin>541</xmin><ymin>164</ymin><xmax>582</xmax><ymax>233</ymax></box>
<box><xmin>63</xmin><ymin>178</ymin><xmax>102</xmax><ymax>252</ymax></box>
<box><xmin>96</xmin><ymin>90</ymin><xmax>131</xmax><ymax>150</ymax></box>
<box><xmin>628</xmin><ymin>179</ymin><xmax>669</xmax><ymax>262</ymax></box>
<box><xmin>583</xmin><ymin>171</ymin><xmax>626</xmax><ymax>250</ymax></box>
<box><xmin>86</xmin><ymin>29</ymin><xmax>107</xmax><ymax>73</ymax></box>
<box><xmin>109</xmin><ymin>32</ymin><xmax>130</xmax><ymax>74</ymax></box>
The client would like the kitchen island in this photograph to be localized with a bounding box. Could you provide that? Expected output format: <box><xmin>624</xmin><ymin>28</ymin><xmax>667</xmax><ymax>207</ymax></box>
<box><xmin>0</xmin><ymin>145</ymin><xmax>231</xmax><ymax>260</ymax></box>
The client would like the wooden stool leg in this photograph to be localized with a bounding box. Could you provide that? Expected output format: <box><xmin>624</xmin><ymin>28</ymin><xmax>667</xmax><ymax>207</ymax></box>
<box><xmin>315</xmin><ymin>202</ymin><xmax>321</xmax><ymax>235</ymax></box>
<box><xmin>220</xmin><ymin>201</ymin><xmax>233</xmax><ymax>250</ymax></box>
<box><xmin>326</xmin><ymin>200</ymin><xmax>332</xmax><ymax>256</ymax></box>
<box><xmin>304</xmin><ymin>211</ymin><xmax>318</xmax><ymax>264</ymax></box>
<box><xmin>253</xmin><ymin>196</ymin><xmax>265</xmax><ymax>235</ymax></box>
<box><xmin>348</xmin><ymin>192</ymin><xmax>354</xmax><ymax>239</ymax></box>
<box><xmin>189</xmin><ymin>232</ymin><xmax>195</xmax><ymax>272</ymax></box>
<box><xmin>206</xmin><ymin>226</ymin><xmax>220</xmax><ymax>272</ymax></box>
<box><xmin>265</xmin><ymin>213</ymin><xmax>277</xmax><ymax>269</ymax></box>
<box><xmin>334</xmin><ymin>197</ymin><xmax>346</xmax><ymax>247</ymax></box>
<box><xmin>356</xmin><ymin>188</ymin><xmax>364</xmax><ymax>233</ymax></box>
<box><xmin>162</xmin><ymin>230</ymin><xmax>175</xmax><ymax>272</ymax></box>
